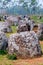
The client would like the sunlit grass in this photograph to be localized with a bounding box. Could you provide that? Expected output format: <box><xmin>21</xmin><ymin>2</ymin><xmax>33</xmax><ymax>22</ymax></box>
<box><xmin>31</xmin><ymin>15</ymin><xmax>43</xmax><ymax>23</ymax></box>
<box><xmin>0</xmin><ymin>55</ymin><xmax>13</xmax><ymax>65</ymax></box>
<box><xmin>11</xmin><ymin>26</ymin><xmax>17</xmax><ymax>33</ymax></box>
<box><xmin>6</xmin><ymin>26</ymin><xmax>17</xmax><ymax>37</ymax></box>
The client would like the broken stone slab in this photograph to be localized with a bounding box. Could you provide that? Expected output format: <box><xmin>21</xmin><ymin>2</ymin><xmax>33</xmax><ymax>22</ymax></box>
<box><xmin>8</xmin><ymin>31</ymin><xmax>42</xmax><ymax>58</ymax></box>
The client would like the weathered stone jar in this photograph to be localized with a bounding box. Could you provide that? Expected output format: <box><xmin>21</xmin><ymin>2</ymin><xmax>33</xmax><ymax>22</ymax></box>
<box><xmin>8</xmin><ymin>31</ymin><xmax>42</xmax><ymax>58</ymax></box>
<box><xmin>17</xmin><ymin>20</ymin><xmax>34</xmax><ymax>32</ymax></box>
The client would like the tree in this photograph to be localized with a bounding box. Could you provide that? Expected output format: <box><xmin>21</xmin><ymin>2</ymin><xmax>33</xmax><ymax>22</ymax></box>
<box><xmin>19</xmin><ymin>0</ymin><xmax>30</xmax><ymax>14</ymax></box>
<box><xmin>19</xmin><ymin>0</ymin><xmax>24</xmax><ymax>3</ymax></box>
<box><xmin>30</xmin><ymin>0</ymin><xmax>38</xmax><ymax>14</ymax></box>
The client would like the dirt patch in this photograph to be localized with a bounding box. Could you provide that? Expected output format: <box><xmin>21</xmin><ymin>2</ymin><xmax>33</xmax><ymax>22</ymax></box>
<box><xmin>13</xmin><ymin>57</ymin><xmax>43</xmax><ymax>65</ymax></box>
<box><xmin>40</xmin><ymin>41</ymin><xmax>43</xmax><ymax>44</ymax></box>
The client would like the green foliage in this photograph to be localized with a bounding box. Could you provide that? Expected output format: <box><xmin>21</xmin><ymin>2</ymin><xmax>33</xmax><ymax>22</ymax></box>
<box><xmin>0</xmin><ymin>50</ymin><xmax>7</xmax><ymax>55</ymax></box>
<box><xmin>19</xmin><ymin>0</ymin><xmax>24</xmax><ymax>3</ymax></box>
<box><xmin>19</xmin><ymin>0</ymin><xmax>28</xmax><ymax>10</ymax></box>
<box><xmin>30</xmin><ymin>0</ymin><xmax>38</xmax><ymax>14</ymax></box>
<box><xmin>31</xmin><ymin>0</ymin><xmax>36</xmax><ymax>5</ymax></box>
<box><xmin>7</xmin><ymin>54</ymin><xmax>17</xmax><ymax>60</ymax></box>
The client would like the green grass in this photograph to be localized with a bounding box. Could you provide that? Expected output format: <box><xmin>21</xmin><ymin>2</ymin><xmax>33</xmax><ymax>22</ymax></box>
<box><xmin>11</xmin><ymin>26</ymin><xmax>17</xmax><ymax>33</ymax></box>
<box><xmin>0</xmin><ymin>55</ymin><xmax>13</xmax><ymax>65</ymax></box>
<box><xmin>31</xmin><ymin>15</ymin><xmax>43</xmax><ymax>23</ymax></box>
<box><xmin>6</xmin><ymin>26</ymin><xmax>17</xmax><ymax>37</ymax></box>
<box><xmin>31</xmin><ymin>16</ymin><xmax>38</xmax><ymax>22</ymax></box>
<box><xmin>0</xmin><ymin>50</ymin><xmax>7</xmax><ymax>55</ymax></box>
<box><xmin>0</xmin><ymin>55</ymin><xmax>5</xmax><ymax>60</ymax></box>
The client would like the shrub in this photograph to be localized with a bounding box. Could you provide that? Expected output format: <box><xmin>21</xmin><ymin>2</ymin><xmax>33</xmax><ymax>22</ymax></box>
<box><xmin>0</xmin><ymin>50</ymin><xmax>7</xmax><ymax>55</ymax></box>
<box><xmin>7</xmin><ymin>53</ymin><xmax>17</xmax><ymax>60</ymax></box>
